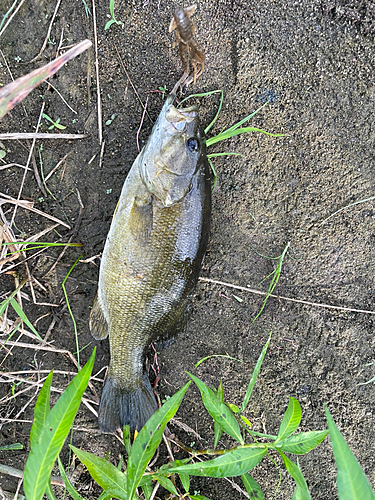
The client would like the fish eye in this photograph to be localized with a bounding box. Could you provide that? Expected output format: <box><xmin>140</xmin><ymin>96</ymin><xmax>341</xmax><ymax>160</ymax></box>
<box><xmin>186</xmin><ymin>137</ymin><xmax>199</xmax><ymax>152</ymax></box>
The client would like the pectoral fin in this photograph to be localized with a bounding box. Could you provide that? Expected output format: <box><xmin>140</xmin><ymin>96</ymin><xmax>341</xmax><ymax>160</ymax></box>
<box><xmin>89</xmin><ymin>293</ymin><xmax>108</xmax><ymax>339</ymax></box>
<box><xmin>129</xmin><ymin>194</ymin><xmax>153</xmax><ymax>243</ymax></box>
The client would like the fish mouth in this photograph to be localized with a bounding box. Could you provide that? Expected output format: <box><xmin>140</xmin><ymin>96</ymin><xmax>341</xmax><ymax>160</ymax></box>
<box><xmin>155</xmin><ymin>160</ymin><xmax>183</xmax><ymax>177</ymax></box>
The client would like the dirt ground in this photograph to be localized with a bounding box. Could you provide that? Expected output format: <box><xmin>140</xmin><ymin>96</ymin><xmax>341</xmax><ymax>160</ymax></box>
<box><xmin>1</xmin><ymin>0</ymin><xmax>375</xmax><ymax>498</ymax></box>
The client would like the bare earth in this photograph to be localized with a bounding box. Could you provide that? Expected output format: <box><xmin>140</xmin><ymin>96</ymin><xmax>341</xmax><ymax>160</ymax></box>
<box><xmin>0</xmin><ymin>0</ymin><xmax>374</xmax><ymax>498</ymax></box>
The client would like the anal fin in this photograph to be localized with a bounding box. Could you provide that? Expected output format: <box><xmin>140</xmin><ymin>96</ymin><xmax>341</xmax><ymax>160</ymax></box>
<box><xmin>89</xmin><ymin>293</ymin><xmax>108</xmax><ymax>339</ymax></box>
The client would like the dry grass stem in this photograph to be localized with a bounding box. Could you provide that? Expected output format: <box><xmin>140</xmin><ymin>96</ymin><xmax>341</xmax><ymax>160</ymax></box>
<box><xmin>0</xmin><ymin>463</ymin><xmax>64</xmax><ymax>487</ymax></box>
<box><xmin>0</xmin><ymin>192</ymin><xmax>71</xmax><ymax>229</ymax></box>
<box><xmin>114</xmin><ymin>44</ymin><xmax>152</xmax><ymax>121</ymax></box>
<box><xmin>13</xmin><ymin>478</ymin><xmax>23</xmax><ymax>500</ymax></box>
<box><xmin>80</xmin><ymin>253</ymin><xmax>101</xmax><ymax>264</ymax></box>
<box><xmin>44</xmin><ymin>152</ymin><xmax>71</xmax><ymax>182</ymax></box>
<box><xmin>170</xmin><ymin>417</ymin><xmax>203</xmax><ymax>440</ymax></box>
<box><xmin>199</xmin><ymin>277</ymin><xmax>375</xmax><ymax>316</ymax></box>
<box><xmin>91</xmin><ymin>0</ymin><xmax>103</xmax><ymax>144</ymax></box>
<box><xmin>44</xmin><ymin>80</ymin><xmax>77</xmax><ymax>114</ymax></box>
<box><xmin>30</xmin><ymin>149</ymin><xmax>47</xmax><ymax>197</ymax></box>
<box><xmin>98</xmin><ymin>139</ymin><xmax>105</xmax><ymax>169</ymax></box>
<box><xmin>41</xmin><ymin>236</ymin><xmax>73</xmax><ymax>278</ymax></box>
<box><xmin>28</xmin><ymin>0</ymin><xmax>62</xmax><ymax>62</ymax></box>
<box><xmin>136</xmin><ymin>96</ymin><xmax>149</xmax><ymax>153</ymax></box>
<box><xmin>0</xmin><ymin>0</ymin><xmax>26</xmax><ymax>40</ymax></box>
<box><xmin>0</xmin><ymin>133</ymin><xmax>86</xmax><ymax>140</ymax></box>
<box><xmin>0</xmin><ymin>163</ymin><xmax>32</xmax><ymax>172</ymax></box>
<box><xmin>10</xmin><ymin>102</ymin><xmax>45</xmax><ymax>228</ymax></box>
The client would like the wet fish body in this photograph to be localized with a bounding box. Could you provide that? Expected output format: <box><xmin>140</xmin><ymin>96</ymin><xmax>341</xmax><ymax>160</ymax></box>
<box><xmin>90</xmin><ymin>95</ymin><xmax>211</xmax><ymax>432</ymax></box>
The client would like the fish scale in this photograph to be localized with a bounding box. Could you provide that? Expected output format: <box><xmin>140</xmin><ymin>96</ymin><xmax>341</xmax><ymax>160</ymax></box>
<box><xmin>90</xmin><ymin>95</ymin><xmax>211</xmax><ymax>432</ymax></box>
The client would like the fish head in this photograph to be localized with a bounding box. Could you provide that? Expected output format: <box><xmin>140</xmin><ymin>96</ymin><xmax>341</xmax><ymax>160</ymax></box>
<box><xmin>139</xmin><ymin>95</ymin><xmax>206</xmax><ymax>207</ymax></box>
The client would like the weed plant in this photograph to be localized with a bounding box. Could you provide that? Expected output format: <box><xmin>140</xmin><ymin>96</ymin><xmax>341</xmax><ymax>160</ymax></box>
<box><xmin>22</xmin><ymin>336</ymin><xmax>375</xmax><ymax>500</ymax></box>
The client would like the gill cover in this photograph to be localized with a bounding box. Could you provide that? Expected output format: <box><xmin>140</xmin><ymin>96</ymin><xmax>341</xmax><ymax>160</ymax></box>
<box><xmin>139</xmin><ymin>95</ymin><xmax>204</xmax><ymax>207</ymax></box>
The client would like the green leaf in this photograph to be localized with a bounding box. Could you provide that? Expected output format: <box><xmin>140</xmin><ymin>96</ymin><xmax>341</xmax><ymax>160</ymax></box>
<box><xmin>187</xmin><ymin>373</ymin><xmax>244</xmax><ymax>445</ymax></box>
<box><xmin>0</xmin><ymin>150</ymin><xmax>6</xmax><ymax>159</ymax></box>
<box><xmin>241</xmin><ymin>473</ymin><xmax>265</xmax><ymax>500</ymax></box>
<box><xmin>23</xmin><ymin>349</ymin><xmax>96</xmax><ymax>500</ymax></box>
<box><xmin>10</xmin><ymin>297</ymin><xmax>43</xmax><ymax>341</ymax></box>
<box><xmin>276</xmin><ymin>398</ymin><xmax>301</xmax><ymax>442</ymax></box>
<box><xmin>104</xmin><ymin>19</ymin><xmax>115</xmax><ymax>30</ymax></box>
<box><xmin>30</xmin><ymin>371</ymin><xmax>53</xmax><ymax>447</ymax></box>
<box><xmin>180</xmin><ymin>472</ymin><xmax>190</xmax><ymax>493</ymax></box>
<box><xmin>0</xmin><ymin>443</ymin><xmax>23</xmax><ymax>451</ymax></box>
<box><xmin>275</xmin><ymin>430</ymin><xmax>328</xmax><ymax>455</ymax></box>
<box><xmin>279</xmin><ymin>452</ymin><xmax>311</xmax><ymax>500</ymax></box>
<box><xmin>126</xmin><ymin>382</ymin><xmax>190</xmax><ymax>499</ymax></box>
<box><xmin>141</xmin><ymin>478</ymin><xmax>153</xmax><ymax>500</ymax></box>
<box><xmin>325</xmin><ymin>406</ymin><xmax>375</xmax><ymax>500</ymax></box>
<box><xmin>155</xmin><ymin>475</ymin><xmax>178</xmax><ymax>495</ymax></box>
<box><xmin>214</xmin><ymin>421</ymin><xmax>223</xmax><ymax>449</ymax></box>
<box><xmin>58</xmin><ymin>457</ymin><xmax>85</xmax><ymax>500</ymax></box>
<box><xmin>241</xmin><ymin>332</ymin><xmax>271</xmax><ymax>412</ymax></box>
<box><xmin>70</xmin><ymin>446</ymin><xmax>127</xmax><ymax>499</ymax></box>
<box><xmin>168</xmin><ymin>446</ymin><xmax>267</xmax><ymax>478</ymax></box>
<box><xmin>109</xmin><ymin>0</ymin><xmax>115</xmax><ymax>17</ymax></box>
<box><xmin>189</xmin><ymin>496</ymin><xmax>212</xmax><ymax>500</ymax></box>
<box><xmin>123</xmin><ymin>424</ymin><xmax>131</xmax><ymax>455</ymax></box>
<box><xmin>45</xmin><ymin>481</ymin><xmax>57</xmax><ymax>500</ymax></box>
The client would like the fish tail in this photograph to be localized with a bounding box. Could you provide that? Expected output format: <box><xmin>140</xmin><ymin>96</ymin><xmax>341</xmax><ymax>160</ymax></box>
<box><xmin>98</xmin><ymin>373</ymin><xmax>158</xmax><ymax>432</ymax></box>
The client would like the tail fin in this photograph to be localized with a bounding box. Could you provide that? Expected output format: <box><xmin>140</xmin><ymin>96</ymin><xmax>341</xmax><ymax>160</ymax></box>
<box><xmin>98</xmin><ymin>373</ymin><xmax>158</xmax><ymax>432</ymax></box>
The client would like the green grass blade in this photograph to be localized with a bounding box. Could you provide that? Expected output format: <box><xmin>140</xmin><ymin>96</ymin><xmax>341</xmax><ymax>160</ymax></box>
<box><xmin>30</xmin><ymin>371</ymin><xmax>52</xmax><ymax>447</ymax></box>
<box><xmin>194</xmin><ymin>354</ymin><xmax>240</xmax><ymax>368</ymax></box>
<box><xmin>178</xmin><ymin>89</ymin><xmax>223</xmax><ymax>108</ymax></box>
<box><xmin>70</xmin><ymin>446</ymin><xmax>127</xmax><ymax>499</ymax></box>
<box><xmin>127</xmin><ymin>382</ymin><xmax>191</xmax><ymax>499</ymax></box>
<box><xmin>223</xmin><ymin>103</ymin><xmax>268</xmax><ymax>133</ymax></box>
<box><xmin>187</xmin><ymin>372</ymin><xmax>244</xmax><ymax>445</ymax></box>
<box><xmin>325</xmin><ymin>406</ymin><xmax>375</xmax><ymax>500</ymax></box>
<box><xmin>241</xmin><ymin>473</ymin><xmax>265</xmax><ymax>500</ymax></box>
<box><xmin>204</xmin><ymin>90</ymin><xmax>224</xmax><ymax>135</ymax></box>
<box><xmin>279</xmin><ymin>452</ymin><xmax>311</xmax><ymax>500</ymax></box>
<box><xmin>0</xmin><ymin>443</ymin><xmax>23</xmax><ymax>451</ymax></box>
<box><xmin>168</xmin><ymin>446</ymin><xmax>267</xmax><ymax>478</ymax></box>
<box><xmin>240</xmin><ymin>332</ymin><xmax>271</xmax><ymax>413</ymax></box>
<box><xmin>274</xmin><ymin>430</ymin><xmax>328</xmax><ymax>455</ymax></box>
<box><xmin>58</xmin><ymin>457</ymin><xmax>85</xmax><ymax>500</ymax></box>
<box><xmin>207</xmin><ymin>152</ymin><xmax>245</xmax><ymax>159</ymax></box>
<box><xmin>23</xmin><ymin>348</ymin><xmax>95</xmax><ymax>500</ymax></box>
<box><xmin>206</xmin><ymin>127</ymin><xmax>283</xmax><ymax>148</ymax></box>
<box><xmin>207</xmin><ymin>157</ymin><xmax>217</xmax><ymax>191</ymax></box>
<box><xmin>9</xmin><ymin>297</ymin><xmax>43</xmax><ymax>341</ymax></box>
<box><xmin>276</xmin><ymin>398</ymin><xmax>301</xmax><ymax>442</ymax></box>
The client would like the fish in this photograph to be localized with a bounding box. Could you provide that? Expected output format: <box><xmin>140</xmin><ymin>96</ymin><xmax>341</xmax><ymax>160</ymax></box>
<box><xmin>89</xmin><ymin>95</ymin><xmax>211</xmax><ymax>432</ymax></box>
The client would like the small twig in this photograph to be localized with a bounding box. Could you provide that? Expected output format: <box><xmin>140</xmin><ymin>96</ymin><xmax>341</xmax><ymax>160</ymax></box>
<box><xmin>28</xmin><ymin>0</ymin><xmax>62</xmax><ymax>63</ymax></box>
<box><xmin>198</xmin><ymin>277</ymin><xmax>375</xmax><ymax>316</ymax></box>
<box><xmin>136</xmin><ymin>96</ymin><xmax>149</xmax><ymax>153</ymax></box>
<box><xmin>0</xmin><ymin>133</ymin><xmax>86</xmax><ymax>140</ymax></box>
<box><xmin>91</xmin><ymin>0</ymin><xmax>102</xmax><ymax>144</ymax></box>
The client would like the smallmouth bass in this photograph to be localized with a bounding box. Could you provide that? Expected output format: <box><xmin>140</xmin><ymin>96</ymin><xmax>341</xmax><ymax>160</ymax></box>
<box><xmin>90</xmin><ymin>95</ymin><xmax>211</xmax><ymax>432</ymax></box>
